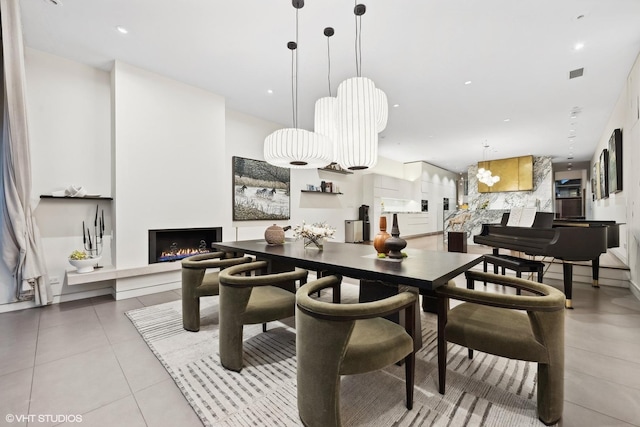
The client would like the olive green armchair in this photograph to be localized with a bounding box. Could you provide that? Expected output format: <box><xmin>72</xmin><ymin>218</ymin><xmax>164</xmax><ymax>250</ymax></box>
<box><xmin>218</xmin><ymin>260</ymin><xmax>308</xmax><ymax>372</ymax></box>
<box><xmin>296</xmin><ymin>275</ymin><xmax>417</xmax><ymax>427</ymax></box>
<box><xmin>181</xmin><ymin>251</ymin><xmax>253</xmax><ymax>332</ymax></box>
<box><xmin>435</xmin><ymin>270</ymin><xmax>565</xmax><ymax>425</ymax></box>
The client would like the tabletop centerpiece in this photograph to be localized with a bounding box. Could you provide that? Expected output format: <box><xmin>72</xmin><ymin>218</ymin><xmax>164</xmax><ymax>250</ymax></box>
<box><xmin>293</xmin><ymin>221</ymin><xmax>335</xmax><ymax>250</ymax></box>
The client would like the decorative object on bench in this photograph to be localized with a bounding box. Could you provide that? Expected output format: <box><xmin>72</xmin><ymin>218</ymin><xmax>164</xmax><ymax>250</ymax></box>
<box><xmin>181</xmin><ymin>252</ymin><xmax>252</xmax><ymax>332</ymax></box>
<box><xmin>435</xmin><ymin>271</ymin><xmax>565</xmax><ymax>425</ymax></box>
<box><xmin>296</xmin><ymin>275</ymin><xmax>416</xmax><ymax>427</ymax></box>
<box><xmin>68</xmin><ymin>250</ymin><xmax>100</xmax><ymax>273</ymax></box>
<box><xmin>447</xmin><ymin>212</ymin><xmax>470</xmax><ymax>231</ymax></box>
<box><xmin>218</xmin><ymin>260</ymin><xmax>308</xmax><ymax>372</ymax></box>
<box><xmin>80</xmin><ymin>205</ymin><xmax>105</xmax><ymax>265</ymax></box>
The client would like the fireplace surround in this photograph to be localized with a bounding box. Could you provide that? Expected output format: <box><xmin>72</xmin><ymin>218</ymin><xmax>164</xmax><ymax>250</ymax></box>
<box><xmin>148</xmin><ymin>227</ymin><xmax>222</xmax><ymax>264</ymax></box>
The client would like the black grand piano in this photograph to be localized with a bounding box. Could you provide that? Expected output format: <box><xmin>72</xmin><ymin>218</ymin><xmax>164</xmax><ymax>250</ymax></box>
<box><xmin>474</xmin><ymin>211</ymin><xmax>620</xmax><ymax>308</ymax></box>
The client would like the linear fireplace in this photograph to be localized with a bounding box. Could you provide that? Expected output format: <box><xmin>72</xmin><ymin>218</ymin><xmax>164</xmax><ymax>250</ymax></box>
<box><xmin>148</xmin><ymin>227</ymin><xmax>223</xmax><ymax>264</ymax></box>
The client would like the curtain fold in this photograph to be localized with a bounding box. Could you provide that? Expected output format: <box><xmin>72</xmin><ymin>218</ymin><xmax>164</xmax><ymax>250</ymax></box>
<box><xmin>0</xmin><ymin>0</ymin><xmax>52</xmax><ymax>305</ymax></box>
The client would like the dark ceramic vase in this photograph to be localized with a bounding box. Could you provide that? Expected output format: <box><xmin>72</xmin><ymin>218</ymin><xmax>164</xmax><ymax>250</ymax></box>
<box><xmin>373</xmin><ymin>216</ymin><xmax>390</xmax><ymax>254</ymax></box>
<box><xmin>385</xmin><ymin>213</ymin><xmax>407</xmax><ymax>259</ymax></box>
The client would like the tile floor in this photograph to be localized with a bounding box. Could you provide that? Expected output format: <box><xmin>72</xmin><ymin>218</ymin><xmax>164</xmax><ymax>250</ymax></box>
<box><xmin>1</xmin><ymin>236</ymin><xmax>639</xmax><ymax>427</ymax></box>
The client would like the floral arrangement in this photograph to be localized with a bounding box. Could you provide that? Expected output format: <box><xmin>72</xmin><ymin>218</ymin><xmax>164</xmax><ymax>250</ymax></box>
<box><xmin>292</xmin><ymin>221</ymin><xmax>335</xmax><ymax>248</ymax></box>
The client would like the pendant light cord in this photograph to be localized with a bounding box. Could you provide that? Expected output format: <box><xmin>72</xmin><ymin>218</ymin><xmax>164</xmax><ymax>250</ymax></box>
<box><xmin>322</xmin><ymin>27</ymin><xmax>335</xmax><ymax>97</ymax></box>
<box><xmin>290</xmin><ymin>7</ymin><xmax>299</xmax><ymax>128</ymax></box>
<box><xmin>354</xmin><ymin>2</ymin><xmax>365</xmax><ymax>77</ymax></box>
<box><xmin>327</xmin><ymin>34</ymin><xmax>332</xmax><ymax>96</ymax></box>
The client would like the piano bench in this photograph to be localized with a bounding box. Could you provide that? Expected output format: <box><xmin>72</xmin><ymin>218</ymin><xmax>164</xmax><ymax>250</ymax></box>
<box><xmin>482</xmin><ymin>254</ymin><xmax>545</xmax><ymax>288</ymax></box>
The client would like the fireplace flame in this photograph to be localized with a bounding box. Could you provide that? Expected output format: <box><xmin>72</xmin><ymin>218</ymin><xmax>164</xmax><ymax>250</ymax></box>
<box><xmin>158</xmin><ymin>248</ymin><xmax>212</xmax><ymax>262</ymax></box>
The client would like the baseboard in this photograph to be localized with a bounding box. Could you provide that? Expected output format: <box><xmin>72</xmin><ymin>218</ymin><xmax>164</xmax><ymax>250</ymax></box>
<box><xmin>0</xmin><ymin>286</ymin><xmax>114</xmax><ymax>313</ymax></box>
<box><xmin>0</xmin><ymin>299</ymin><xmax>37</xmax><ymax>313</ymax></box>
<box><xmin>630</xmin><ymin>279</ymin><xmax>640</xmax><ymax>302</ymax></box>
<box><xmin>54</xmin><ymin>287</ymin><xmax>114</xmax><ymax>304</ymax></box>
<box><xmin>113</xmin><ymin>280</ymin><xmax>180</xmax><ymax>300</ymax></box>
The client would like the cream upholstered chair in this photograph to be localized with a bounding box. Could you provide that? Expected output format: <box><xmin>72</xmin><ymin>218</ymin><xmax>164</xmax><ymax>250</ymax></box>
<box><xmin>181</xmin><ymin>251</ymin><xmax>253</xmax><ymax>332</ymax></box>
<box><xmin>296</xmin><ymin>275</ymin><xmax>417</xmax><ymax>427</ymax></box>
<box><xmin>218</xmin><ymin>260</ymin><xmax>308</xmax><ymax>372</ymax></box>
<box><xmin>435</xmin><ymin>270</ymin><xmax>565</xmax><ymax>425</ymax></box>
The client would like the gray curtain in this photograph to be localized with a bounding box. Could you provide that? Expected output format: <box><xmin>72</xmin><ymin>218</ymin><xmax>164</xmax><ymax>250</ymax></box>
<box><xmin>0</xmin><ymin>0</ymin><xmax>52</xmax><ymax>305</ymax></box>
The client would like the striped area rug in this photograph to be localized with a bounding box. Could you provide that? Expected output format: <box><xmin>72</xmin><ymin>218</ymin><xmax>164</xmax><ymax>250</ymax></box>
<box><xmin>126</xmin><ymin>292</ymin><xmax>551</xmax><ymax>426</ymax></box>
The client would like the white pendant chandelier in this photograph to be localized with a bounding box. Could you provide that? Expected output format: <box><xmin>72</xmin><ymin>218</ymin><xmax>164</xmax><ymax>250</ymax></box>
<box><xmin>336</xmin><ymin>76</ymin><xmax>379</xmax><ymax>170</ymax></box>
<box><xmin>476</xmin><ymin>142</ymin><xmax>501</xmax><ymax>186</ymax></box>
<box><xmin>264</xmin><ymin>1</ymin><xmax>333</xmax><ymax>169</ymax></box>
<box><xmin>313</xmin><ymin>4</ymin><xmax>388</xmax><ymax>171</ymax></box>
<box><xmin>264</xmin><ymin>128</ymin><xmax>332</xmax><ymax>169</ymax></box>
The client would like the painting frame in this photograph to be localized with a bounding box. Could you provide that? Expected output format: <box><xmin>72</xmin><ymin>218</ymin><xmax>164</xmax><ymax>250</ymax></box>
<box><xmin>608</xmin><ymin>128</ymin><xmax>623</xmax><ymax>194</ymax></box>
<box><xmin>599</xmin><ymin>149</ymin><xmax>609</xmax><ymax>199</ymax></box>
<box><xmin>591</xmin><ymin>161</ymin><xmax>602</xmax><ymax>200</ymax></box>
<box><xmin>232</xmin><ymin>156</ymin><xmax>291</xmax><ymax>221</ymax></box>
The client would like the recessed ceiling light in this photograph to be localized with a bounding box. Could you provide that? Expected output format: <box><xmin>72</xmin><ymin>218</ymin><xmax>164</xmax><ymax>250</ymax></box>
<box><xmin>116</xmin><ymin>26</ymin><xmax>129</xmax><ymax>34</ymax></box>
<box><xmin>267</xmin><ymin>89</ymin><xmax>273</xmax><ymax>94</ymax></box>
<box><xmin>503</xmin><ymin>118</ymin><xmax>510</xmax><ymax>122</ymax></box>
<box><xmin>464</xmin><ymin>81</ymin><xmax>472</xmax><ymax>85</ymax></box>
<box><xmin>574</xmin><ymin>42</ymin><xmax>585</xmax><ymax>50</ymax></box>
<box><xmin>393</xmin><ymin>104</ymin><xmax>400</xmax><ymax>108</ymax></box>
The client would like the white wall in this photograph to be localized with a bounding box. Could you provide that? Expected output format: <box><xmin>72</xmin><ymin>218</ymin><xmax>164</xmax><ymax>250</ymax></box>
<box><xmin>27</xmin><ymin>49</ymin><xmax>112</xmax><ymax>198</ymax></box>
<box><xmin>590</xmin><ymin>50</ymin><xmax>640</xmax><ymax>290</ymax></box>
<box><xmin>4</xmin><ymin>48</ymin><xmax>114</xmax><ymax>308</ymax></box>
<box><xmin>112</xmin><ymin>62</ymin><xmax>226</xmax><ymax>268</ymax></box>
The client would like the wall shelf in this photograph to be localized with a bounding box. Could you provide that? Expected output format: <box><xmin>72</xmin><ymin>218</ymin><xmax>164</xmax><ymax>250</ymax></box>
<box><xmin>40</xmin><ymin>195</ymin><xmax>113</xmax><ymax>200</ymax></box>
<box><xmin>301</xmin><ymin>190</ymin><xmax>343</xmax><ymax>195</ymax></box>
<box><xmin>318</xmin><ymin>164</ymin><xmax>353</xmax><ymax>175</ymax></box>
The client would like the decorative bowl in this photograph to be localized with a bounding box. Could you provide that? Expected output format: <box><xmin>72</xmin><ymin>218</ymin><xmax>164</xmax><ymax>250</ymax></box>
<box><xmin>69</xmin><ymin>256</ymin><xmax>101</xmax><ymax>273</ymax></box>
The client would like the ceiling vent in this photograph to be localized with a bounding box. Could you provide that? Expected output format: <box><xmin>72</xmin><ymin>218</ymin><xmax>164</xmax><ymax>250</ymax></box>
<box><xmin>569</xmin><ymin>68</ymin><xmax>584</xmax><ymax>79</ymax></box>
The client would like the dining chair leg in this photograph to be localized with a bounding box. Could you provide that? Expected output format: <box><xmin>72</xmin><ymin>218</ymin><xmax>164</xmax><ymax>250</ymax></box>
<box><xmin>405</xmin><ymin>351</ymin><xmax>415</xmax><ymax>410</ymax></box>
<box><xmin>262</xmin><ymin>323</ymin><xmax>267</xmax><ymax>332</ymax></box>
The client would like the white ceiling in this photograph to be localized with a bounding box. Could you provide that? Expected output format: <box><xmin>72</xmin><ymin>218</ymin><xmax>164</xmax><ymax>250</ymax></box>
<box><xmin>19</xmin><ymin>0</ymin><xmax>640</xmax><ymax>173</ymax></box>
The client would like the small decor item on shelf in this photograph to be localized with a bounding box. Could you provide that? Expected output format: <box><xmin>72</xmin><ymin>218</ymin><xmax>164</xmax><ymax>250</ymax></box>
<box><xmin>52</xmin><ymin>185</ymin><xmax>88</xmax><ymax>197</ymax></box>
<box><xmin>68</xmin><ymin>250</ymin><xmax>101</xmax><ymax>273</ymax></box>
<box><xmin>293</xmin><ymin>221</ymin><xmax>335</xmax><ymax>250</ymax></box>
<box><xmin>373</xmin><ymin>216</ymin><xmax>391</xmax><ymax>255</ymax></box>
<box><xmin>385</xmin><ymin>213</ymin><xmax>407</xmax><ymax>259</ymax></box>
<box><xmin>264</xmin><ymin>224</ymin><xmax>291</xmax><ymax>245</ymax></box>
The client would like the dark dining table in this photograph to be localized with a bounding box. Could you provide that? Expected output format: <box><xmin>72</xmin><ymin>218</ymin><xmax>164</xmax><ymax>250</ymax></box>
<box><xmin>214</xmin><ymin>238</ymin><xmax>482</xmax><ymax>291</ymax></box>
<box><xmin>213</xmin><ymin>238</ymin><xmax>483</xmax><ymax>350</ymax></box>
